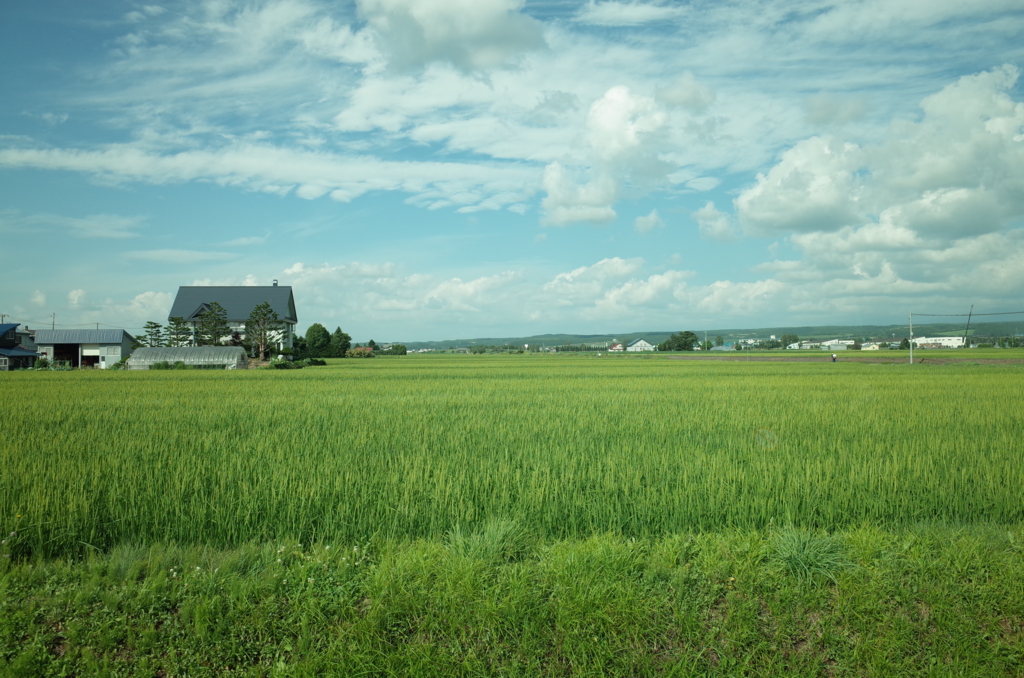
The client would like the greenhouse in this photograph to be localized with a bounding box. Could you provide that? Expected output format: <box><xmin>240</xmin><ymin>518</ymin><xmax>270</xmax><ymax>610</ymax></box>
<box><xmin>127</xmin><ymin>346</ymin><xmax>249</xmax><ymax>370</ymax></box>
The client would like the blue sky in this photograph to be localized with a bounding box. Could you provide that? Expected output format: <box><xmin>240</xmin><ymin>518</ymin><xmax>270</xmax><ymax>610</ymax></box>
<box><xmin>2</xmin><ymin>0</ymin><xmax>1023</xmax><ymax>342</ymax></box>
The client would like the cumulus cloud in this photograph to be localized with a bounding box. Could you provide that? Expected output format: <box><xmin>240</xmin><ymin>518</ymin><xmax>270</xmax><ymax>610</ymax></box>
<box><xmin>731</xmin><ymin>65</ymin><xmax>1024</xmax><ymax>309</ymax></box>
<box><xmin>540</xmin><ymin>163</ymin><xmax>617</xmax><ymax>226</ymax></box>
<box><xmin>735</xmin><ymin>136</ymin><xmax>865</xmax><ymax>236</ymax></box>
<box><xmin>67</xmin><ymin>289</ymin><xmax>87</xmax><ymax>306</ymax></box>
<box><xmin>634</xmin><ymin>209</ymin><xmax>663</xmax><ymax>233</ymax></box>
<box><xmin>737</xmin><ymin>65</ymin><xmax>1024</xmax><ymax>240</ymax></box>
<box><xmin>357</xmin><ymin>0</ymin><xmax>545</xmax><ymax>71</ymax></box>
<box><xmin>692</xmin><ymin>202</ymin><xmax>735</xmax><ymax>241</ymax></box>
<box><xmin>31</xmin><ymin>290</ymin><xmax>46</xmax><ymax>307</ymax></box>
<box><xmin>541</xmin><ymin>86</ymin><xmax>669</xmax><ymax>226</ymax></box>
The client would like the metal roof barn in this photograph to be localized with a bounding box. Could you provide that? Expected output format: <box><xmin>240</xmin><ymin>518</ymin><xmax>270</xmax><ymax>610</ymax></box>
<box><xmin>127</xmin><ymin>346</ymin><xmax>249</xmax><ymax>370</ymax></box>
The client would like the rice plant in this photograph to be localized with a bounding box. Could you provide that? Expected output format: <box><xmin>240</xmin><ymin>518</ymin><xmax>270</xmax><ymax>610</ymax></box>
<box><xmin>2</xmin><ymin>356</ymin><xmax>1022</xmax><ymax>557</ymax></box>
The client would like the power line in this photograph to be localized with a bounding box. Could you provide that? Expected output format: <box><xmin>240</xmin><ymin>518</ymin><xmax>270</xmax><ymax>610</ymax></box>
<box><xmin>911</xmin><ymin>311</ymin><xmax>1024</xmax><ymax>317</ymax></box>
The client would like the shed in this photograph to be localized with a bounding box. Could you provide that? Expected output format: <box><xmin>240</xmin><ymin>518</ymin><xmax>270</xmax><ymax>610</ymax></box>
<box><xmin>127</xmin><ymin>346</ymin><xmax>249</xmax><ymax>370</ymax></box>
<box><xmin>34</xmin><ymin>329</ymin><xmax>134</xmax><ymax>368</ymax></box>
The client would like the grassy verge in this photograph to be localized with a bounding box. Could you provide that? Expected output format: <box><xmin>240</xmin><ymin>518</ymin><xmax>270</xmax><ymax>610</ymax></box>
<box><xmin>3</xmin><ymin>525</ymin><xmax>1023</xmax><ymax>676</ymax></box>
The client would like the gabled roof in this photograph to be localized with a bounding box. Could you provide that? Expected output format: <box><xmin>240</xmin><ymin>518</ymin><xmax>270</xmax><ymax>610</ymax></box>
<box><xmin>626</xmin><ymin>338</ymin><xmax>651</xmax><ymax>346</ymax></box>
<box><xmin>168</xmin><ymin>286</ymin><xmax>297</xmax><ymax>323</ymax></box>
<box><xmin>34</xmin><ymin>329</ymin><xmax>134</xmax><ymax>344</ymax></box>
<box><xmin>0</xmin><ymin>323</ymin><xmax>18</xmax><ymax>335</ymax></box>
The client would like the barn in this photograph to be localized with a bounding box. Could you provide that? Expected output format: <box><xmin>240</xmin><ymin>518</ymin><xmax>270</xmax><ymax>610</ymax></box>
<box><xmin>33</xmin><ymin>329</ymin><xmax>135</xmax><ymax>369</ymax></box>
<box><xmin>127</xmin><ymin>346</ymin><xmax>249</xmax><ymax>370</ymax></box>
<box><xmin>626</xmin><ymin>338</ymin><xmax>656</xmax><ymax>352</ymax></box>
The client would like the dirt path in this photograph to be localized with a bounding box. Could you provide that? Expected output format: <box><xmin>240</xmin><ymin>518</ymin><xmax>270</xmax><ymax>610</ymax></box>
<box><xmin>666</xmin><ymin>354</ymin><xmax>1024</xmax><ymax>365</ymax></box>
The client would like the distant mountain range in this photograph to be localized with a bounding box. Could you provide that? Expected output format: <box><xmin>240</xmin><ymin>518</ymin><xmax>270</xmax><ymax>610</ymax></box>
<box><xmin>400</xmin><ymin>320</ymin><xmax>1024</xmax><ymax>350</ymax></box>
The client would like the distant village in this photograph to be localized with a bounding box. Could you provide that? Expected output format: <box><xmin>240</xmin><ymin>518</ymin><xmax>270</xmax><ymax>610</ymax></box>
<box><xmin>1</xmin><ymin>283</ymin><xmax>1020</xmax><ymax>370</ymax></box>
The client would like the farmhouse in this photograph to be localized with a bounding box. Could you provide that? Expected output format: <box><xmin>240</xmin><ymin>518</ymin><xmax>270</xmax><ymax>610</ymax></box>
<box><xmin>168</xmin><ymin>282</ymin><xmax>298</xmax><ymax>349</ymax></box>
<box><xmin>0</xmin><ymin>323</ymin><xmax>40</xmax><ymax>370</ymax></box>
<box><xmin>608</xmin><ymin>343</ymin><xmax>624</xmax><ymax>352</ymax></box>
<box><xmin>626</xmin><ymin>338</ymin><xmax>656</xmax><ymax>352</ymax></box>
<box><xmin>127</xmin><ymin>346</ymin><xmax>249</xmax><ymax>370</ymax></box>
<box><xmin>34</xmin><ymin>329</ymin><xmax>135</xmax><ymax>368</ymax></box>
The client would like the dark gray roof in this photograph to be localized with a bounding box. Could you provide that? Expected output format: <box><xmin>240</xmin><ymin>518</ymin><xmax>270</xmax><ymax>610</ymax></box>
<box><xmin>34</xmin><ymin>329</ymin><xmax>134</xmax><ymax>344</ymax></box>
<box><xmin>626</xmin><ymin>338</ymin><xmax>651</xmax><ymax>346</ymax></box>
<box><xmin>0</xmin><ymin>346</ymin><xmax>39</xmax><ymax>357</ymax></box>
<box><xmin>168</xmin><ymin>286</ymin><xmax>297</xmax><ymax>323</ymax></box>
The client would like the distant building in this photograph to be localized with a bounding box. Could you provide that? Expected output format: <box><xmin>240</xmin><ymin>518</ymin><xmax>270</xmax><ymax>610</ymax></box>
<box><xmin>609</xmin><ymin>343</ymin><xmax>624</xmax><ymax>352</ymax></box>
<box><xmin>0</xmin><ymin>323</ymin><xmax>40</xmax><ymax>370</ymax></box>
<box><xmin>168</xmin><ymin>282</ymin><xmax>297</xmax><ymax>349</ymax></box>
<box><xmin>913</xmin><ymin>336</ymin><xmax>965</xmax><ymax>348</ymax></box>
<box><xmin>626</xmin><ymin>338</ymin><xmax>656</xmax><ymax>352</ymax></box>
<box><xmin>34</xmin><ymin>329</ymin><xmax>135</xmax><ymax>368</ymax></box>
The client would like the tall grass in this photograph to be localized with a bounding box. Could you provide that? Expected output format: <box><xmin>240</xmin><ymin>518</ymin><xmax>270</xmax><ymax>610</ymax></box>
<box><xmin>2</xmin><ymin>356</ymin><xmax>1022</xmax><ymax>557</ymax></box>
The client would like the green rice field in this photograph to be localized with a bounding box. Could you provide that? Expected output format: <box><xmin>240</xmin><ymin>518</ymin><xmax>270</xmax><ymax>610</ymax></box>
<box><xmin>3</xmin><ymin>354</ymin><xmax>1022</xmax><ymax>558</ymax></box>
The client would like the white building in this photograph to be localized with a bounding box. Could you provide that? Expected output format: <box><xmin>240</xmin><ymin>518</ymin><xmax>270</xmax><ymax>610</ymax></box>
<box><xmin>34</xmin><ymin>329</ymin><xmax>135</xmax><ymax>368</ymax></box>
<box><xmin>626</xmin><ymin>338</ymin><xmax>656</xmax><ymax>352</ymax></box>
<box><xmin>914</xmin><ymin>336</ymin><xmax>965</xmax><ymax>348</ymax></box>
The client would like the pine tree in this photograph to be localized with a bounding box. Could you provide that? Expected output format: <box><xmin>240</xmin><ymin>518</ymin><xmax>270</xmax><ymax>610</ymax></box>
<box><xmin>166</xmin><ymin>316</ymin><xmax>192</xmax><ymax>347</ymax></box>
<box><xmin>196</xmin><ymin>302</ymin><xmax>230</xmax><ymax>346</ymax></box>
<box><xmin>247</xmin><ymin>301</ymin><xmax>285</xmax><ymax>361</ymax></box>
<box><xmin>143</xmin><ymin>321</ymin><xmax>165</xmax><ymax>348</ymax></box>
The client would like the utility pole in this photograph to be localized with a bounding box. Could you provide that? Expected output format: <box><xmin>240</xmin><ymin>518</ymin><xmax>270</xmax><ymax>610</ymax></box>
<box><xmin>0</xmin><ymin>313</ymin><xmax>7</xmax><ymax>323</ymax></box>
<box><xmin>52</xmin><ymin>313</ymin><xmax>55</xmax><ymax>330</ymax></box>
<box><xmin>909</xmin><ymin>312</ymin><xmax>913</xmax><ymax>364</ymax></box>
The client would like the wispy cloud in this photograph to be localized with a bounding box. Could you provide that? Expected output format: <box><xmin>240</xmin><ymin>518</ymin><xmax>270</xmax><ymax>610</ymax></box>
<box><xmin>124</xmin><ymin>249</ymin><xmax>241</xmax><ymax>263</ymax></box>
<box><xmin>0</xmin><ymin>210</ymin><xmax>144</xmax><ymax>238</ymax></box>
<box><xmin>574</xmin><ymin>1</ymin><xmax>688</xmax><ymax>26</ymax></box>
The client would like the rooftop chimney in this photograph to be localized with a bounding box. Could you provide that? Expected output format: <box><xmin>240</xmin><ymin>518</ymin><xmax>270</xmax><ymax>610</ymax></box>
<box><xmin>272</xmin><ymin>279</ymin><xmax>278</xmax><ymax>286</ymax></box>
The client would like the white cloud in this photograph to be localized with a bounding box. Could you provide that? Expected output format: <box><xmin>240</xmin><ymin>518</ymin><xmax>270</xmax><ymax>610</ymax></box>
<box><xmin>634</xmin><ymin>209</ymin><xmax>663</xmax><ymax>233</ymax></box>
<box><xmin>540</xmin><ymin>163</ymin><xmax>617</xmax><ymax>226</ymax></box>
<box><xmin>585</xmin><ymin>86</ymin><xmax>666</xmax><ymax>164</ymax></box>
<box><xmin>735</xmin><ymin>136</ymin><xmax>865</xmax><ymax>236</ymax></box>
<box><xmin>30</xmin><ymin>290</ymin><xmax>46</xmax><ymax>307</ymax></box>
<box><xmin>692</xmin><ymin>201</ymin><xmax>735</xmax><ymax>241</ymax></box>
<box><xmin>124</xmin><ymin>250</ymin><xmax>241</xmax><ymax>263</ymax></box>
<box><xmin>357</xmin><ymin>0</ymin><xmax>545</xmax><ymax>71</ymax></box>
<box><xmin>424</xmin><ymin>271</ymin><xmax>520</xmax><ymax>311</ymax></box>
<box><xmin>574</xmin><ymin>1</ymin><xmax>688</xmax><ymax>26</ymax></box>
<box><xmin>685</xmin><ymin>177</ymin><xmax>720</xmax><ymax>191</ymax></box>
<box><xmin>656</xmin><ymin>72</ymin><xmax>715</xmax><ymax>113</ymax></box>
<box><xmin>805</xmin><ymin>93</ymin><xmax>868</xmax><ymax>125</ymax></box>
<box><xmin>222</xmin><ymin>235</ymin><xmax>269</xmax><ymax>246</ymax></box>
<box><xmin>67</xmin><ymin>289</ymin><xmax>87</xmax><ymax>306</ymax></box>
<box><xmin>0</xmin><ymin>143</ymin><xmax>538</xmax><ymax>212</ymax></box>
<box><xmin>0</xmin><ymin>211</ymin><xmax>144</xmax><ymax>239</ymax></box>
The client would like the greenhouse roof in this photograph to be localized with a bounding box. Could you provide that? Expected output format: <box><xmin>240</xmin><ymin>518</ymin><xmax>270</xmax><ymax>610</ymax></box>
<box><xmin>128</xmin><ymin>346</ymin><xmax>249</xmax><ymax>364</ymax></box>
<box><xmin>169</xmin><ymin>286</ymin><xmax>297</xmax><ymax>323</ymax></box>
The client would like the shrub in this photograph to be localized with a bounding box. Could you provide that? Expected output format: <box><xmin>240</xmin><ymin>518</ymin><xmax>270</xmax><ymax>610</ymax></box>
<box><xmin>346</xmin><ymin>347</ymin><xmax>374</xmax><ymax>358</ymax></box>
<box><xmin>270</xmin><ymin>358</ymin><xmax>300</xmax><ymax>369</ymax></box>
<box><xmin>34</xmin><ymin>357</ymin><xmax>50</xmax><ymax>369</ymax></box>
